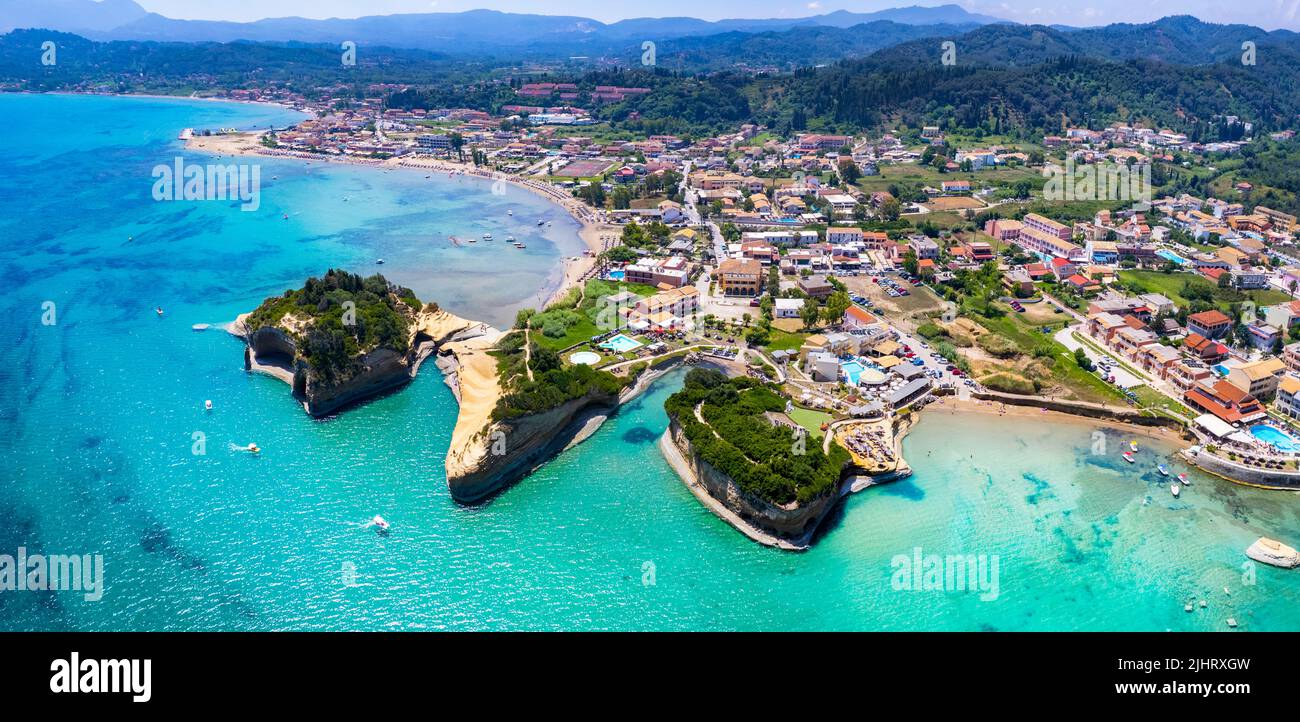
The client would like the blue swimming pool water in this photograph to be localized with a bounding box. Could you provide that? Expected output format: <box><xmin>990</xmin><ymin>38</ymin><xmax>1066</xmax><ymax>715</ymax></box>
<box><xmin>1213</xmin><ymin>364</ymin><xmax>1230</xmax><ymax>377</ymax></box>
<box><xmin>1156</xmin><ymin>249</ymin><xmax>1190</xmax><ymax>265</ymax></box>
<box><xmin>842</xmin><ymin>361</ymin><xmax>866</xmax><ymax>385</ymax></box>
<box><xmin>1249</xmin><ymin>425</ymin><xmax>1299</xmax><ymax>452</ymax></box>
<box><xmin>600</xmin><ymin>333</ymin><xmax>642</xmax><ymax>353</ymax></box>
<box><xmin>607</xmin><ymin>270</ymin><xmax>625</xmax><ymax>281</ymax></box>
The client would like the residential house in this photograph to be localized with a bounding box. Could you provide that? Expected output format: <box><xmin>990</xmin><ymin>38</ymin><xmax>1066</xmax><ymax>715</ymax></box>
<box><xmin>1225</xmin><ymin>357</ymin><xmax>1287</xmax><ymax>401</ymax></box>
<box><xmin>774</xmin><ymin>298</ymin><xmax>803</xmax><ymax>319</ymax></box>
<box><xmin>1186</xmin><ymin>310</ymin><xmax>1232</xmax><ymax>340</ymax></box>
<box><xmin>799</xmin><ymin>274</ymin><xmax>834</xmax><ymax>299</ymax></box>
<box><xmin>1274</xmin><ymin>375</ymin><xmax>1300</xmax><ymax>421</ymax></box>
<box><xmin>1182</xmin><ymin>333</ymin><xmax>1229</xmax><ymax>364</ymax></box>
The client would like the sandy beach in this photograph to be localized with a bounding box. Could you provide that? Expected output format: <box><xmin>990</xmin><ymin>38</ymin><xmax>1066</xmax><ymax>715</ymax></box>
<box><xmin>926</xmin><ymin>395</ymin><xmax>1190</xmax><ymax>447</ymax></box>
<box><xmin>442</xmin><ymin>330</ymin><xmax>508</xmax><ymax>479</ymax></box>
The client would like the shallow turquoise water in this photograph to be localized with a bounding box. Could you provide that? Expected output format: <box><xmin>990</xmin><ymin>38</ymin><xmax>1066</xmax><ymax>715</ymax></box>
<box><xmin>3</xmin><ymin>95</ymin><xmax>1300</xmax><ymax>631</ymax></box>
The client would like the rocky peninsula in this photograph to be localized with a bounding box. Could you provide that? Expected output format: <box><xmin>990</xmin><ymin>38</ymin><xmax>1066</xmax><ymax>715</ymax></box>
<box><xmin>230</xmin><ymin>269</ymin><xmax>494</xmax><ymax>417</ymax></box>
<box><xmin>233</xmin><ymin>269</ymin><xmax>677</xmax><ymax>505</ymax></box>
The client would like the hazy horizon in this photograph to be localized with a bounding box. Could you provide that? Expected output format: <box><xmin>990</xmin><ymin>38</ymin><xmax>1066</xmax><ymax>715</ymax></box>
<box><xmin>125</xmin><ymin>1</ymin><xmax>1300</xmax><ymax>32</ymax></box>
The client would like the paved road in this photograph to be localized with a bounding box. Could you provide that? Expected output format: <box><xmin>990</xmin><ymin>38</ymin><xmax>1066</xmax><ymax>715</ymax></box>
<box><xmin>1054</xmin><ymin>326</ymin><xmax>1146</xmax><ymax>389</ymax></box>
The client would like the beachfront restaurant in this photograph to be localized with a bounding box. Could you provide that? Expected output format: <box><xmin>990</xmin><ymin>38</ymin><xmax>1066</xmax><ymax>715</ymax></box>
<box><xmin>1193</xmin><ymin>414</ymin><xmax>1254</xmax><ymax>446</ymax></box>
<box><xmin>886</xmin><ymin>378</ymin><xmax>931</xmax><ymax>408</ymax></box>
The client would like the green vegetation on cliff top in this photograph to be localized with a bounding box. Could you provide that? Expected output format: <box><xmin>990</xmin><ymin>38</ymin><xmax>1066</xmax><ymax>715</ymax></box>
<box><xmin>245</xmin><ymin>269</ymin><xmax>428</xmax><ymax>384</ymax></box>
<box><xmin>665</xmin><ymin>368</ymin><xmax>849</xmax><ymax>506</ymax></box>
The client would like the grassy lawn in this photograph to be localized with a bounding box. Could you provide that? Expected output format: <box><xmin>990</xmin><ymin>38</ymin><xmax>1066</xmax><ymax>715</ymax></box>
<box><xmin>788</xmin><ymin>407</ymin><xmax>833</xmax><ymax>439</ymax></box>
<box><xmin>763</xmin><ymin>327</ymin><xmax>809</xmax><ymax>353</ymax></box>
<box><xmin>1117</xmin><ymin>270</ymin><xmax>1291</xmax><ymax>310</ymax></box>
<box><xmin>528</xmin><ymin>278</ymin><xmax>663</xmax><ymax>351</ymax></box>
<box><xmin>1130</xmin><ymin>385</ymin><xmax>1193</xmax><ymax>418</ymax></box>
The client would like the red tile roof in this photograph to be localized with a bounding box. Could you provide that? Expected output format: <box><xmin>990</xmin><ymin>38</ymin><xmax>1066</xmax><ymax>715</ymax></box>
<box><xmin>1188</xmin><ymin>310</ymin><xmax>1232</xmax><ymax>327</ymax></box>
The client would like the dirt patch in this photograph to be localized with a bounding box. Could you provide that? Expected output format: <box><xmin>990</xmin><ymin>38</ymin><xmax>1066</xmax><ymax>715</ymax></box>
<box><xmin>922</xmin><ymin>196</ymin><xmax>986</xmax><ymax>211</ymax></box>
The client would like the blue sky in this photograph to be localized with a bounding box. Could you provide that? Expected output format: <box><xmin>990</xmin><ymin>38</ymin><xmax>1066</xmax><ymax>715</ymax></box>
<box><xmin>134</xmin><ymin>0</ymin><xmax>1300</xmax><ymax>30</ymax></box>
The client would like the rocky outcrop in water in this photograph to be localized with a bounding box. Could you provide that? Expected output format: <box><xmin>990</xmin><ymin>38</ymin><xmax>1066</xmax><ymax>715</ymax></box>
<box><xmin>232</xmin><ymin>304</ymin><xmax>485</xmax><ymax>417</ymax></box>
<box><xmin>662</xmin><ymin>418</ymin><xmax>840</xmax><ymax>548</ymax></box>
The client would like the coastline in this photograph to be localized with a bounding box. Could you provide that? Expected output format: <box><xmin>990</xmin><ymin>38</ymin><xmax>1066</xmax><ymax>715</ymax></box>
<box><xmin>183</xmin><ymin>129</ymin><xmax>610</xmax><ymax>307</ymax></box>
<box><xmin>923</xmin><ymin>395</ymin><xmax>1190</xmax><ymax>447</ymax></box>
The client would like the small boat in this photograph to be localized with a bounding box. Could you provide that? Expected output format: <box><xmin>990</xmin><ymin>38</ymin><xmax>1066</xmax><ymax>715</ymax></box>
<box><xmin>537</xmin><ymin>219</ymin><xmax>544</xmax><ymax>226</ymax></box>
<box><xmin>155</xmin><ymin>306</ymin><xmax>164</xmax><ymax>317</ymax></box>
<box><xmin>1170</xmin><ymin>483</ymin><xmax>1181</xmax><ymax>498</ymax></box>
<box><xmin>1199</xmin><ymin>599</ymin><xmax>1207</xmax><ymax>608</ymax></box>
<box><xmin>204</xmin><ymin>400</ymin><xmax>213</xmax><ymax>411</ymax></box>
<box><xmin>514</xmin><ymin>242</ymin><xmax>526</xmax><ymax>249</ymax></box>
<box><xmin>247</xmin><ymin>443</ymin><xmax>261</xmax><ymax>454</ymax></box>
<box><xmin>506</xmin><ymin>235</ymin><xmax>516</xmax><ymax>242</ymax></box>
<box><xmin>483</xmin><ymin>233</ymin><xmax>493</xmax><ymax>241</ymax></box>
<box><xmin>282</xmin><ymin>213</ymin><xmax>289</xmax><ymax>220</ymax></box>
<box><xmin>1184</xmin><ymin>603</ymin><xmax>1193</xmax><ymax>613</ymax></box>
<box><xmin>1129</xmin><ymin>440</ymin><xmax>1139</xmax><ymax>452</ymax></box>
<box><xmin>371</xmin><ymin>515</ymin><xmax>390</xmax><ymax>531</ymax></box>
<box><xmin>1245</xmin><ymin>537</ymin><xmax>1300</xmax><ymax>568</ymax></box>
<box><xmin>1226</xmin><ymin>618</ymin><xmax>1238</xmax><ymax>628</ymax></box>
<box><xmin>191</xmin><ymin>323</ymin><xmax>210</xmax><ymax>332</ymax></box>
<box><xmin>507</xmin><ymin>209</ymin><xmax>513</xmax><ymax>215</ymax></box>
<box><xmin>376</xmin><ymin>258</ymin><xmax>385</xmax><ymax>265</ymax></box>
<box><xmin>1157</xmin><ymin>464</ymin><xmax>1170</xmax><ymax>477</ymax></box>
<box><xmin>1123</xmin><ymin>452</ymin><xmax>1135</xmax><ymax>463</ymax></box>
<box><xmin>1177</xmin><ymin>473</ymin><xmax>1190</xmax><ymax>486</ymax></box>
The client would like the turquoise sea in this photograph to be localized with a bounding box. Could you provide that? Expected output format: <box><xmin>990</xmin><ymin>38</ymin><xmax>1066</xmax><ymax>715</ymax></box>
<box><xmin>3</xmin><ymin>94</ymin><xmax>1300</xmax><ymax>631</ymax></box>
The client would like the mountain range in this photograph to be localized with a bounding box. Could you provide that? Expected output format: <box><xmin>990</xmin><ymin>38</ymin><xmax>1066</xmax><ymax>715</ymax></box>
<box><xmin>0</xmin><ymin>3</ymin><xmax>1008</xmax><ymax>51</ymax></box>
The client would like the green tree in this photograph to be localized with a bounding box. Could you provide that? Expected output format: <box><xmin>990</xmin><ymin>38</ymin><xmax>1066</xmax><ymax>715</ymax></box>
<box><xmin>800</xmin><ymin>298</ymin><xmax>820</xmax><ymax>331</ymax></box>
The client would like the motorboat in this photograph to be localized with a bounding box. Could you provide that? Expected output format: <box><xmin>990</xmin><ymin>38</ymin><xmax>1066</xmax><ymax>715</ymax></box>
<box><xmin>1171</xmin><ymin>483</ymin><xmax>1180</xmax><ymax>498</ymax></box>
<box><xmin>1129</xmin><ymin>440</ymin><xmax>1139</xmax><ymax>452</ymax></box>
<box><xmin>372</xmin><ymin>515</ymin><xmax>390</xmax><ymax>531</ymax></box>
<box><xmin>1123</xmin><ymin>452</ymin><xmax>1135</xmax><ymax>463</ymax></box>
<box><xmin>155</xmin><ymin>306</ymin><xmax>164</xmax><ymax>317</ymax></box>
<box><xmin>1177</xmin><ymin>473</ymin><xmax>1190</xmax><ymax>486</ymax></box>
<box><xmin>192</xmin><ymin>323</ymin><xmax>210</xmax><ymax>331</ymax></box>
<box><xmin>483</xmin><ymin>233</ymin><xmax>493</xmax><ymax>241</ymax></box>
<box><xmin>204</xmin><ymin>400</ymin><xmax>213</xmax><ymax>411</ymax></box>
<box><xmin>1157</xmin><ymin>464</ymin><xmax>1170</xmax><ymax>477</ymax></box>
<box><xmin>376</xmin><ymin>258</ymin><xmax>385</xmax><ymax>264</ymax></box>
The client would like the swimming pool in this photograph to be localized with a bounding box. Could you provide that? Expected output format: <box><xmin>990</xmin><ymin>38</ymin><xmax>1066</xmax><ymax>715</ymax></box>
<box><xmin>1212</xmin><ymin>364</ymin><xmax>1231</xmax><ymax>377</ymax></box>
<box><xmin>1156</xmin><ymin>249</ymin><xmax>1190</xmax><ymax>265</ymax></box>
<box><xmin>569</xmin><ymin>351</ymin><xmax>602</xmax><ymax>365</ymax></box>
<box><xmin>1249</xmin><ymin>424</ymin><xmax>1299</xmax><ymax>452</ymax></box>
<box><xmin>607</xmin><ymin>270</ymin><xmax>625</xmax><ymax>281</ymax></box>
<box><xmin>842</xmin><ymin>361</ymin><xmax>866</xmax><ymax>385</ymax></box>
<box><xmin>599</xmin><ymin>333</ymin><xmax>642</xmax><ymax>353</ymax></box>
